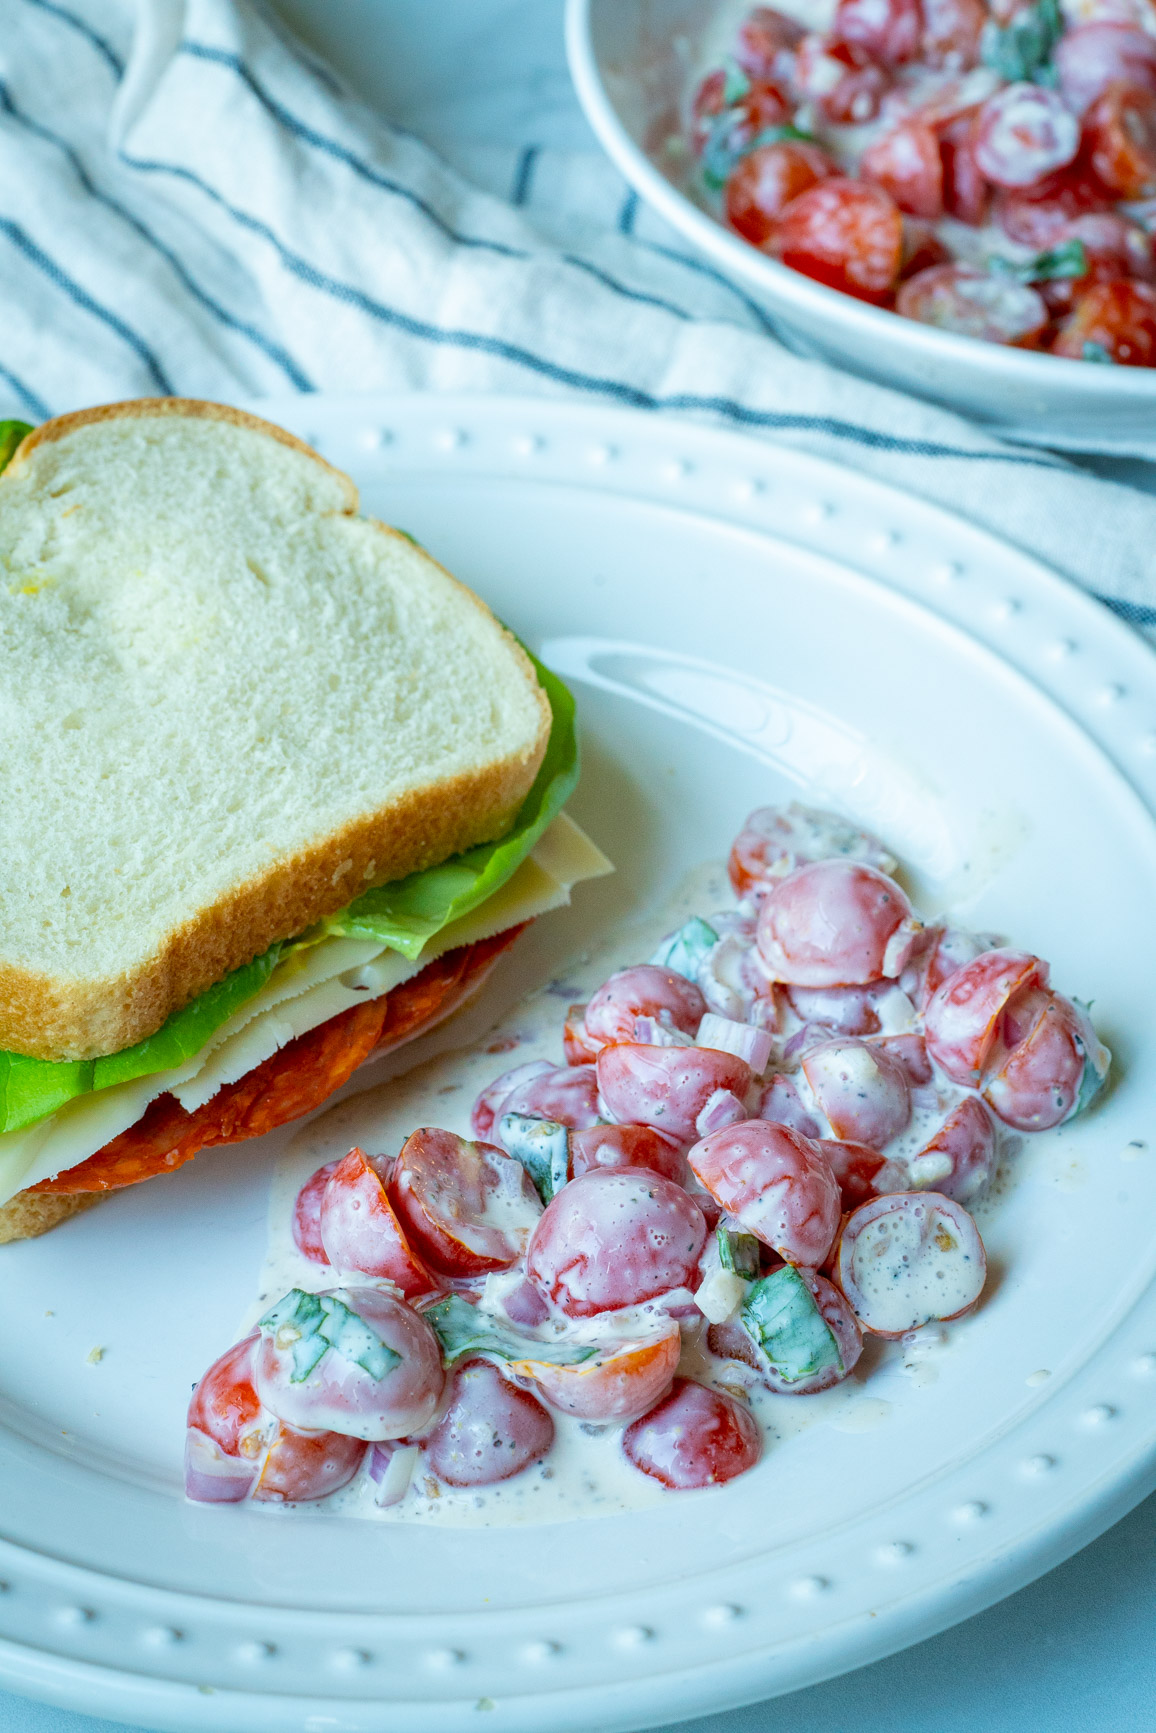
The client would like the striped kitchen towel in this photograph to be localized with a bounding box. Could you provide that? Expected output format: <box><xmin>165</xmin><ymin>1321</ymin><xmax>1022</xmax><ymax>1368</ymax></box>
<box><xmin>0</xmin><ymin>0</ymin><xmax>1154</xmax><ymax>641</ymax></box>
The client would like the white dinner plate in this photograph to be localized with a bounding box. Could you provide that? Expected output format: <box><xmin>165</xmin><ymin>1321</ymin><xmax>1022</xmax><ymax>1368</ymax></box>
<box><xmin>1</xmin><ymin>393</ymin><xmax>1155</xmax><ymax>1733</ymax></box>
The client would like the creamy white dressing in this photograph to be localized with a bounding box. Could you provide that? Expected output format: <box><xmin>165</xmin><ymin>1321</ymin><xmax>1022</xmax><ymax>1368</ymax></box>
<box><xmin>246</xmin><ymin>856</ymin><xmax>1013</xmax><ymax>1526</ymax></box>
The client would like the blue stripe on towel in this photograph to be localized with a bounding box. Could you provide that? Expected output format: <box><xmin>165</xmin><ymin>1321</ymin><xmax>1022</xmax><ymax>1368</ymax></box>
<box><xmin>20</xmin><ymin>0</ymin><xmax>123</xmax><ymax>76</ymax></box>
<box><xmin>0</xmin><ymin>217</ymin><xmax>174</xmax><ymax>393</ymax></box>
<box><xmin>0</xmin><ymin>360</ymin><xmax>50</xmax><ymax>419</ymax></box>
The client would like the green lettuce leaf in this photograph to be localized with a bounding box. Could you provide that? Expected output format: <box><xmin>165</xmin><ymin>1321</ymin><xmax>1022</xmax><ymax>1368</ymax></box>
<box><xmin>329</xmin><ymin>648</ymin><xmax>578</xmax><ymax>958</ymax></box>
<box><xmin>0</xmin><ymin>421</ymin><xmax>33</xmax><ymax>474</ymax></box>
<box><xmin>0</xmin><ymin>651</ymin><xmax>577</xmax><ymax>1136</ymax></box>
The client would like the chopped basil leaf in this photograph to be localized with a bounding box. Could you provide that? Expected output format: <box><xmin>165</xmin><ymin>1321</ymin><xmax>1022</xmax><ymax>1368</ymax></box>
<box><xmin>497</xmin><ymin>1112</ymin><xmax>569</xmax><ymax>1204</ymax></box>
<box><xmin>424</xmin><ymin>1293</ymin><xmax>596</xmax><ymax>1368</ymax></box>
<box><xmin>990</xmin><ymin>239</ymin><xmax>1088</xmax><ymax>283</ymax></box>
<box><xmin>717</xmin><ymin>1220</ymin><xmax>761</xmax><ymax>1278</ymax></box>
<box><xmin>742</xmin><ymin>1266</ymin><xmax>843</xmax><ymax>1383</ymax></box>
<box><xmin>701</xmin><ymin>115</ymin><xmax>815</xmax><ymax>190</ymax></box>
<box><xmin>259</xmin><ymin>1289</ymin><xmax>402</xmax><ymax>1384</ymax></box>
<box><xmin>981</xmin><ymin>0</ymin><xmax>1062</xmax><ymax>83</ymax></box>
<box><xmin>650</xmin><ymin>916</ymin><xmax>718</xmax><ymax>983</ymax></box>
<box><xmin>721</xmin><ymin>59</ymin><xmax>751</xmax><ymax>106</ymax></box>
<box><xmin>1082</xmin><ymin>340</ymin><xmax>1116</xmax><ymax>364</ymax></box>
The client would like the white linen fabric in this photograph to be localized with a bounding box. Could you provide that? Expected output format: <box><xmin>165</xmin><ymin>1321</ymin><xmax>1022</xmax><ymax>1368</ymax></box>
<box><xmin>0</xmin><ymin>0</ymin><xmax>1154</xmax><ymax>644</ymax></box>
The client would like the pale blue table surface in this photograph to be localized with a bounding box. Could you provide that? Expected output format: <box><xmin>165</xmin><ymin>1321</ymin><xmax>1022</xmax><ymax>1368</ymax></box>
<box><xmin>5</xmin><ymin>5</ymin><xmax>1155</xmax><ymax>1729</ymax></box>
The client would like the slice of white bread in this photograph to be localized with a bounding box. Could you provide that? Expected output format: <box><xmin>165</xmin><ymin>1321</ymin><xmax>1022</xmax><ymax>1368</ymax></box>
<box><xmin>0</xmin><ymin>400</ymin><xmax>551</xmax><ymax>1062</ymax></box>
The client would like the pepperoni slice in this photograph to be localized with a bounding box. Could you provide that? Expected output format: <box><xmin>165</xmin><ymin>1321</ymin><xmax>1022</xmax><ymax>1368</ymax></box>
<box><xmin>725</xmin><ymin>141</ymin><xmax>838</xmax><ymax>246</ymax></box>
<box><xmin>779</xmin><ymin>178</ymin><xmax>904</xmax><ymax>302</ymax></box>
<box><xmin>623</xmin><ymin>1378</ymin><xmax>762</xmax><ymax>1489</ymax></box>
<box><xmin>1056</xmin><ymin>23</ymin><xmax>1156</xmax><ymax>117</ymax></box>
<box><xmin>861</xmin><ymin>119</ymin><xmax>944</xmax><ymax>218</ymax></box>
<box><xmin>423</xmin><ymin>1359</ymin><xmax>554</xmax><ymax>1488</ymax></box>
<box><xmin>1085</xmin><ymin>81</ymin><xmax>1156</xmax><ymax>198</ymax></box>
<box><xmin>974</xmin><ymin>84</ymin><xmax>1080</xmax><ymax>189</ymax></box>
<box><xmin>1052</xmin><ymin>279</ymin><xmax>1156</xmax><ymax>363</ymax></box>
<box><xmin>688</xmin><ymin>1120</ymin><xmax>841</xmax><ymax>1266</ymax></box>
<box><xmin>33</xmin><ymin>929</ymin><xmax>524</xmax><ymax>1195</ymax></box>
<box><xmin>897</xmin><ymin>264</ymin><xmax>1049</xmax><ymax>345</ymax></box>
<box><xmin>833</xmin><ymin>0</ymin><xmax>923</xmax><ymax>65</ymax></box>
<box><xmin>756</xmin><ymin>859</ymin><xmax>918</xmax><ymax>988</ymax></box>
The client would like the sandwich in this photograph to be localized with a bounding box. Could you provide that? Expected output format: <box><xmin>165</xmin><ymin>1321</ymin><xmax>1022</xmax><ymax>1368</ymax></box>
<box><xmin>0</xmin><ymin>400</ymin><xmax>608</xmax><ymax>1242</ymax></box>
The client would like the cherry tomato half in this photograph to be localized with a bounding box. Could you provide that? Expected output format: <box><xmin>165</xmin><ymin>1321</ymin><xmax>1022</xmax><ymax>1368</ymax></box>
<box><xmin>596</xmin><ymin>1042</ymin><xmax>753</xmax><ymax>1143</ymax></box>
<box><xmin>584</xmin><ymin>965</ymin><xmax>707</xmax><ymax>1052</ymax></box>
<box><xmin>526</xmin><ymin>1168</ymin><xmax>707</xmax><ymax>1318</ymax></box>
<box><xmin>688</xmin><ymin>1120</ymin><xmax>841</xmax><ymax>1266</ymax></box>
<box><xmin>1052</xmin><ymin>278</ymin><xmax>1156</xmax><ymax>363</ymax></box>
<box><xmin>513</xmin><ymin>1322</ymin><xmax>681</xmax><ymax>1421</ymax></box>
<box><xmin>391</xmin><ymin>1127</ymin><xmax>542</xmax><ymax>1277</ymax></box>
<box><xmin>423</xmin><ymin>1359</ymin><xmax>554</xmax><ymax>1487</ymax></box>
<box><xmin>623</xmin><ymin>1378</ymin><xmax>762</xmax><ymax>1489</ymax></box>
<box><xmin>756</xmin><ymin>859</ymin><xmax>918</xmax><ymax>987</ymax></box>
<box><xmin>319</xmin><ymin>1147</ymin><xmax>436</xmax><ymax>1297</ymax></box>
<box><xmin>779</xmin><ymin>178</ymin><xmax>904</xmax><ymax>303</ymax></box>
<box><xmin>726</xmin><ymin>140</ymin><xmax>838</xmax><ymax>246</ymax></box>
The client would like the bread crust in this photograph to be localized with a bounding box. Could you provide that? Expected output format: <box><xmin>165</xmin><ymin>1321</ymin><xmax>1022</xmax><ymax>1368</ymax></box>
<box><xmin>0</xmin><ymin>399</ymin><xmax>552</xmax><ymax>1061</ymax></box>
<box><xmin>0</xmin><ymin>1190</ymin><xmax>100</xmax><ymax>1245</ymax></box>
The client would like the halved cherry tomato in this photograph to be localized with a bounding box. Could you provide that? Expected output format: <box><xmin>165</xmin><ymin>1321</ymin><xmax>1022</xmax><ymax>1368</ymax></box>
<box><xmin>758</xmin><ymin>1073</ymin><xmax>822</xmax><ymax>1139</ymax></box>
<box><xmin>563</xmin><ymin>1004</ymin><xmax>602</xmax><ymax>1065</ymax></box>
<box><xmin>1052</xmin><ymin>278</ymin><xmax>1156</xmax><ymax>363</ymax></box>
<box><xmin>818</xmin><ymin>1137</ymin><xmax>887</xmax><ymax>1210</ymax></box>
<box><xmin>861</xmin><ymin>119</ymin><xmax>944</xmax><ymax>218</ymax></box>
<box><xmin>391</xmin><ymin>1127</ymin><xmax>542</xmax><ymax>1277</ymax></box>
<box><xmin>691</xmin><ymin>72</ymin><xmax>793</xmax><ymax>164</ymax></box>
<box><xmin>1056</xmin><ymin>22</ymin><xmax>1156</xmax><ymax>117</ymax></box>
<box><xmin>728</xmin><ymin>803</ymin><xmax>896</xmax><ymax>902</ymax></box>
<box><xmin>872</xmin><ymin>1033</ymin><xmax>932</xmax><ymax>1086</ymax></box>
<box><xmin>1035</xmin><ymin>213</ymin><xmax>1156</xmax><ymax>316</ymax></box>
<box><xmin>255</xmin><ymin>1286</ymin><xmax>444</xmax><ymax>1441</ymax></box>
<box><xmin>897</xmin><ymin>265</ymin><xmax>1049</xmax><ymax>346</ymax></box>
<box><xmin>688</xmin><ymin>1120</ymin><xmax>841</xmax><ymax>1266</ymax></box>
<box><xmin>567</xmin><ymin>1121</ymin><xmax>687</xmax><ymax>1185</ymax></box>
<box><xmin>792</xmin><ymin>36</ymin><xmax>891</xmax><ymax>125</ymax></box>
<box><xmin>911</xmin><ymin>1096</ymin><xmax>996</xmax><ymax>1200</ymax></box>
<box><xmin>726</xmin><ymin>140</ymin><xmax>838</xmax><ymax>246</ymax></box>
<box><xmin>623</xmin><ymin>1378</ymin><xmax>762</xmax><ymax>1488</ymax></box>
<box><xmin>253</xmin><ymin>1428</ymin><xmax>366</xmax><ymax>1504</ymax></box>
<box><xmin>920</xmin><ymin>0</ymin><xmax>984</xmax><ymax>69</ymax></box>
<box><xmin>319</xmin><ymin>1147</ymin><xmax>436</xmax><ymax>1298</ymax></box>
<box><xmin>900</xmin><ymin>216</ymin><xmax>952</xmax><ymax>278</ymax></box>
<box><xmin>974</xmin><ymin>84</ymin><xmax>1080</xmax><ymax>188</ymax></box>
<box><xmin>188</xmin><ymin>1333</ymin><xmax>264</xmax><ymax>1460</ymax></box>
<box><xmin>292</xmin><ymin>1159</ymin><xmax>341</xmax><ymax>1265</ymax></box>
<box><xmin>513</xmin><ymin>1321</ymin><xmax>681</xmax><ymax>1421</ymax></box>
<box><xmin>833</xmin><ymin>0</ymin><xmax>923</xmax><ymax>65</ymax></box>
<box><xmin>802</xmin><ymin>1038</ymin><xmax>912</xmax><ymax>1147</ymax></box>
<box><xmin>471</xmin><ymin>1061</ymin><xmax>601</xmax><ymax>1142</ymax></box>
<box><xmin>525</xmin><ymin>1168</ymin><xmax>706</xmax><ymax>1317</ymax></box>
<box><xmin>940</xmin><ymin>110</ymin><xmax>990</xmax><ymax>224</ymax></box>
<box><xmin>923</xmin><ymin>948</ymin><xmax>1048</xmax><ymax>1084</ymax></box>
<box><xmin>584</xmin><ymin>965</ymin><xmax>706</xmax><ymax>1051</ymax></box>
<box><xmin>756</xmin><ymin>859</ymin><xmax>918</xmax><ymax>987</ymax></box>
<box><xmin>901</xmin><ymin>924</ymin><xmax>993</xmax><ymax>1012</ymax></box>
<box><xmin>423</xmin><ymin>1359</ymin><xmax>554</xmax><ymax>1487</ymax></box>
<box><xmin>1085</xmin><ymin>81</ymin><xmax>1156</xmax><ymax>197</ymax></box>
<box><xmin>596</xmin><ymin>1042</ymin><xmax>753</xmax><ymax>1142</ymax></box>
<box><xmin>995</xmin><ymin>163</ymin><xmax>1113</xmax><ymax>248</ymax></box>
<box><xmin>784</xmin><ymin>981</ymin><xmax>889</xmax><ymax>1034</ymax></box>
<box><xmin>833</xmin><ymin>1191</ymin><xmax>986</xmax><ymax>1336</ymax></box>
<box><xmin>779</xmin><ymin>179</ymin><xmax>904</xmax><ymax>303</ymax></box>
<box><xmin>736</xmin><ymin>6</ymin><xmax>807</xmax><ymax>80</ymax></box>
<box><xmin>470</xmin><ymin>1059</ymin><xmax>553</xmax><ymax>1140</ymax></box>
<box><xmin>982</xmin><ymin>989</ymin><xmax>1103</xmax><ymax>1130</ymax></box>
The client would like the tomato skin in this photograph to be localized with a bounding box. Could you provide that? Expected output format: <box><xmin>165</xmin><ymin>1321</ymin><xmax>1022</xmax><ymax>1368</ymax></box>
<box><xmin>1055</xmin><ymin>23</ymin><xmax>1156</xmax><ymax>117</ymax></box>
<box><xmin>1052</xmin><ymin>278</ymin><xmax>1156</xmax><ymax>363</ymax></box>
<box><xmin>472</xmin><ymin>1061</ymin><xmax>601</xmax><ymax>1142</ymax></box>
<box><xmin>736</xmin><ymin>6</ymin><xmax>807</xmax><ymax>80</ymax></box>
<box><xmin>791</xmin><ymin>36</ymin><xmax>891</xmax><ymax>126</ymax></box>
<box><xmin>802</xmin><ymin>1038</ymin><xmax>912</xmax><ymax>1147</ymax></box>
<box><xmin>896</xmin><ymin>264</ymin><xmax>1049</xmax><ymax>346</ymax></box>
<box><xmin>982</xmin><ymin>989</ymin><xmax>1092</xmax><ymax>1131</ymax></box>
<box><xmin>292</xmin><ymin>1159</ymin><xmax>341</xmax><ymax>1265</ymax></box>
<box><xmin>596</xmin><ymin>1042</ymin><xmax>753</xmax><ymax>1143</ymax></box>
<box><xmin>470</xmin><ymin>1059</ymin><xmax>553</xmax><ymax>1140</ymax></box>
<box><xmin>728</xmin><ymin>804</ymin><xmax>896</xmax><ymax>903</ymax></box>
<box><xmin>188</xmin><ymin>1333</ymin><xmax>264</xmax><ymax>1459</ymax></box>
<box><xmin>567</xmin><ymin>1121</ymin><xmax>687</xmax><ymax>1185</ymax></box>
<box><xmin>254</xmin><ymin>1287</ymin><xmax>445</xmax><ymax>1441</ymax></box>
<box><xmin>391</xmin><ymin>1127</ymin><xmax>542</xmax><ymax>1277</ymax></box>
<box><xmin>818</xmin><ymin>1138</ymin><xmax>886</xmax><ymax>1210</ymax></box>
<box><xmin>900</xmin><ymin>216</ymin><xmax>952</xmax><ymax>278</ymax></box>
<box><xmin>563</xmin><ymin>1005</ymin><xmax>602</xmax><ymax>1065</ymax></box>
<box><xmin>253</xmin><ymin>1428</ymin><xmax>366</xmax><ymax>1504</ymax></box>
<box><xmin>319</xmin><ymin>1148</ymin><xmax>435</xmax><ymax>1298</ymax></box>
<box><xmin>779</xmin><ymin>179</ymin><xmax>904</xmax><ymax>303</ymax></box>
<box><xmin>514</xmin><ymin>1323</ymin><xmax>681</xmax><ymax>1421</ymax></box>
<box><xmin>912</xmin><ymin>1096</ymin><xmax>996</xmax><ymax>1201</ymax></box>
<box><xmin>920</xmin><ymin>0</ymin><xmax>984</xmax><ymax>69</ymax></box>
<box><xmin>1085</xmin><ymin>81</ymin><xmax>1156</xmax><ymax>198</ymax></box>
<box><xmin>1034</xmin><ymin>214</ymin><xmax>1156</xmax><ymax>316</ymax></box>
<box><xmin>525</xmin><ymin>1168</ymin><xmax>707</xmax><ymax>1318</ymax></box>
<box><xmin>973</xmin><ymin>84</ymin><xmax>1080</xmax><ymax>190</ymax></box>
<box><xmin>994</xmin><ymin>164</ymin><xmax>1113</xmax><ymax>248</ymax></box>
<box><xmin>861</xmin><ymin>120</ymin><xmax>944</xmax><ymax>218</ymax></box>
<box><xmin>726</xmin><ymin>141</ymin><xmax>838</xmax><ymax>246</ymax></box>
<box><xmin>584</xmin><ymin>965</ymin><xmax>706</xmax><ymax>1051</ymax></box>
<box><xmin>423</xmin><ymin>1359</ymin><xmax>554</xmax><ymax>1487</ymax></box>
<box><xmin>940</xmin><ymin>111</ymin><xmax>989</xmax><ymax>225</ymax></box>
<box><xmin>923</xmin><ymin>949</ymin><xmax>1048</xmax><ymax>1084</ymax></box>
<box><xmin>833</xmin><ymin>0</ymin><xmax>924</xmax><ymax>66</ymax></box>
<box><xmin>758</xmin><ymin>1072</ymin><xmax>822</xmax><ymax>1139</ymax></box>
<box><xmin>756</xmin><ymin>859</ymin><xmax>916</xmax><ymax>988</ymax></box>
<box><xmin>623</xmin><ymin>1378</ymin><xmax>762</xmax><ymax>1489</ymax></box>
<box><xmin>688</xmin><ymin>1120</ymin><xmax>841</xmax><ymax>1267</ymax></box>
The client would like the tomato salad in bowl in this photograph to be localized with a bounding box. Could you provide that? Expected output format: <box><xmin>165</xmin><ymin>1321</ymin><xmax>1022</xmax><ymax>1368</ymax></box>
<box><xmin>185</xmin><ymin>802</ymin><xmax>1111</xmax><ymax>1514</ymax></box>
<box><xmin>688</xmin><ymin>0</ymin><xmax>1156</xmax><ymax>362</ymax></box>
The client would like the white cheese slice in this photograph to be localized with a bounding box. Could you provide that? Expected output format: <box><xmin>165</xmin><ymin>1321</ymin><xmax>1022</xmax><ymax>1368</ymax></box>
<box><xmin>0</xmin><ymin>814</ymin><xmax>610</xmax><ymax>1208</ymax></box>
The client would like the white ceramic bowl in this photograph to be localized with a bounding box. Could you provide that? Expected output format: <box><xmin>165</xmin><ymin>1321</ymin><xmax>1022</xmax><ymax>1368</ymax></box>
<box><xmin>566</xmin><ymin>0</ymin><xmax>1156</xmax><ymax>455</ymax></box>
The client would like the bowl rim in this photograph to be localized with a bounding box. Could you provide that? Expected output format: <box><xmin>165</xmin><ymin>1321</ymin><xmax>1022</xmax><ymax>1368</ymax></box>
<box><xmin>565</xmin><ymin>0</ymin><xmax>1156</xmax><ymax>399</ymax></box>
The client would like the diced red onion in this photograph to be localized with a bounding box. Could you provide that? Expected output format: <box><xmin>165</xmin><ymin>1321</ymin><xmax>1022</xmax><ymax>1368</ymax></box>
<box><xmin>695</xmin><ymin>1087</ymin><xmax>749</xmax><ymax>1138</ymax></box>
<box><xmin>184</xmin><ymin>1427</ymin><xmax>257</xmax><ymax>1504</ymax></box>
<box><xmin>696</xmin><ymin>1013</ymin><xmax>773</xmax><ymax>1073</ymax></box>
<box><xmin>368</xmin><ymin>1440</ymin><xmax>422</xmax><ymax>1507</ymax></box>
<box><xmin>632</xmin><ymin>1015</ymin><xmax>696</xmax><ymax>1047</ymax></box>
